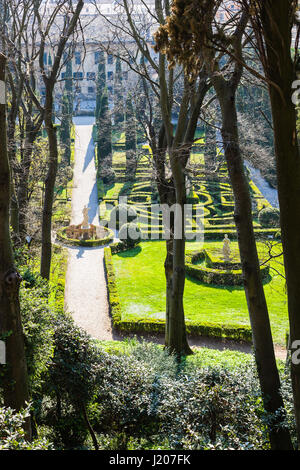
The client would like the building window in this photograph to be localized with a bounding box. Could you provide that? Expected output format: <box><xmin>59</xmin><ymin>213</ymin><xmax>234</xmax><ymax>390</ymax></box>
<box><xmin>43</xmin><ymin>52</ymin><xmax>47</xmax><ymax>65</ymax></box>
<box><xmin>75</xmin><ymin>52</ymin><xmax>81</xmax><ymax>65</ymax></box>
<box><xmin>107</xmin><ymin>54</ymin><xmax>113</xmax><ymax>65</ymax></box>
<box><xmin>108</xmin><ymin>71</ymin><xmax>114</xmax><ymax>80</ymax></box>
<box><xmin>122</xmin><ymin>71</ymin><xmax>128</xmax><ymax>80</ymax></box>
<box><xmin>73</xmin><ymin>72</ymin><xmax>83</xmax><ymax>80</ymax></box>
<box><xmin>61</xmin><ymin>72</ymin><xmax>66</xmax><ymax>79</ymax></box>
<box><xmin>88</xmin><ymin>86</ymin><xmax>95</xmax><ymax>94</ymax></box>
<box><xmin>87</xmin><ymin>72</ymin><xmax>96</xmax><ymax>81</ymax></box>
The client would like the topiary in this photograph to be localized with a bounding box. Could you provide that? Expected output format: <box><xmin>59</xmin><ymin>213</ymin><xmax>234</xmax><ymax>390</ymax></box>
<box><xmin>110</xmin><ymin>203</ymin><xmax>137</xmax><ymax>229</ymax></box>
<box><xmin>119</xmin><ymin>222</ymin><xmax>142</xmax><ymax>247</ymax></box>
<box><xmin>258</xmin><ymin>207</ymin><xmax>280</xmax><ymax>228</ymax></box>
<box><xmin>98</xmin><ymin>167</ymin><xmax>115</xmax><ymax>185</ymax></box>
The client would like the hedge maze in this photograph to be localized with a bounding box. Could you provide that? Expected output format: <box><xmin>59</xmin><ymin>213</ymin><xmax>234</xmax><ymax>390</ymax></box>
<box><xmin>98</xmin><ymin>140</ymin><xmax>279</xmax><ymax>242</ymax></box>
<box><xmin>100</xmin><ymin>135</ymin><xmax>281</xmax><ymax>342</ymax></box>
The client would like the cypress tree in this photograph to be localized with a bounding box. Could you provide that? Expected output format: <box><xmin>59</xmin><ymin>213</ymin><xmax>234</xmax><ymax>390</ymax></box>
<box><xmin>65</xmin><ymin>59</ymin><xmax>73</xmax><ymax>116</ymax></box>
<box><xmin>60</xmin><ymin>90</ymin><xmax>71</xmax><ymax>165</ymax></box>
<box><xmin>113</xmin><ymin>57</ymin><xmax>124</xmax><ymax>126</ymax></box>
<box><xmin>125</xmin><ymin>92</ymin><xmax>137</xmax><ymax>177</ymax></box>
<box><xmin>95</xmin><ymin>51</ymin><xmax>106</xmax><ymax>119</ymax></box>
<box><xmin>97</xmin><ymin>87</ymin><xmax>112</xmax><ymax>170</ymax></box>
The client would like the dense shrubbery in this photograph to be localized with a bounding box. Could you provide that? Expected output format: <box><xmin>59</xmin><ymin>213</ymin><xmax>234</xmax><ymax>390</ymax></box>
<box><xmin>20</xmin><ymin>278</ymin><xmax>55</xmax><ymax>394</ymax></box>
<box><xmin>35</xmin><ymin>321</ymin><xmax>295</xmax><ymax>450</ymax></box>
<box><xmin>3</xmin><ymin>285</ymin><xmax>295</xmax><ymax>450</ymax></box>
<box><xmin>0</xmin><ymin>407</ymin><xmax>53</xmax><ymax>450</ymax></box>
<box><xmin>3</xmin><ymin>253</ymin><xmax>294</xmax><ymax>450</ymax></box>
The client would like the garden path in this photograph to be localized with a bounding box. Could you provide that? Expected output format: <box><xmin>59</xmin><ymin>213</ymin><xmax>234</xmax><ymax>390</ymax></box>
<box><xmin>64</xmin><ymin>117</ymin><xmax>113</xmax><ymax>340</ymax></box>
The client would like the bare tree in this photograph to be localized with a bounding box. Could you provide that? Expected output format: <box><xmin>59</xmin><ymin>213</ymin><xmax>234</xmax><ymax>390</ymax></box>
<box><xmin>0</xmin><ymin>53</ymin><xmax>31</xmax><ymax>440</ymax></box>
<box><xmin>31</xmin><ymin>0</ymin><xmax>84</xmax><ymax>279</ymax></box>
<box><xmin>239</xmin><ymin>0</ymin><xmax>300</xmax><ymax>447</ymax></box>
<box><xmin>93</xmin><ymin>0</ymin><xmax>212</xmax><ymax>355</ymax></box>
<box><xmin>155</xmin><ymin>0</ymin><xmax>293</xmax><ymax>448</ymax></box>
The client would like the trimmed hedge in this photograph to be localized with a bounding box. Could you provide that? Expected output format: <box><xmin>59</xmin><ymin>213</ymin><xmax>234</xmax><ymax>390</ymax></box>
<box><xmin>103</xmin><ymin>246</ymin><xmax>253</xmax><ymax>343</ymax></box>
<box><xmin>185</xmin><ymin>249</ymin><xmax>270</xmax><ymax>286</ymax></box>
<box><xmin>56</xmin><ymin>227</ymin><xmax>114</xmax><ymax>247</ymax></box>
<box><xmin>104</xmin><ymin>247</ymin><xmax>122</xmax><ymax>324</ymax></box>
<box><xmin>115</xmin><ymin>318</ymin><xmax>252</xmax><ymax>342</ymax></box>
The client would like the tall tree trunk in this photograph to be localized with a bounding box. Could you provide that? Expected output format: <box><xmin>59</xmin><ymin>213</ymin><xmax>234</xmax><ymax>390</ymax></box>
<box><xmin>167</xmin><ymin>149</ymin><xmax>192</xmax><ymax>356</ymax></box>
<box><xmin>259</xmin><ymin>0</ymin><xmax>300</xmax><ymax>445</ymax></box>
<box><xmin>40</xmin><ymin>87</ymin><xmax>58</xmax><ymax>280</ymax></box>
<box><xmin>7</xmin><ymin>102</ymin><xmax>20</xmax><ymax>235</ymax></box>
<box><xmin>18</xmin><ymin>130</ymin><xmax>35</xmax><ymax>238</ymax></box>
<box><xmin>0</xmin><ymin>53</ymin><xmax>31</xmax><ymax>440</ymax></box>
<box><xmin>216</xmin><ymin>82</ymin><xmax>293</xmax><ymax>450</ymax></box>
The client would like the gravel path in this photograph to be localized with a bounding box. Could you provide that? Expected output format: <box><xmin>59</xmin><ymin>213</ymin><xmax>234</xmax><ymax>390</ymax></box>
<box><xmin>64</xmin><ymin>118</ymin><xmax>113</xmax><ymax>340</ymax></box>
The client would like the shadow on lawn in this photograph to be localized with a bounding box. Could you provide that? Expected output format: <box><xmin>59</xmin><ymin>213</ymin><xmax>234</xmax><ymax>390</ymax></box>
<box><xmin>186</xmin><ymin>271</ymin><xmax>272</xmax><ymax>292</ymax></box>
<box><xmin>117</xmin><ymin>245</ymin><xmax>142</xmax><ymax>258</ymax></box>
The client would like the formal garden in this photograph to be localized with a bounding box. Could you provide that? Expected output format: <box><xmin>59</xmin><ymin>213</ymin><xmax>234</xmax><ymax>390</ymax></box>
<box><xmin>1</xmin><ymin>0</ymin><xmax>300</xmax><ymax>454</ymax></box>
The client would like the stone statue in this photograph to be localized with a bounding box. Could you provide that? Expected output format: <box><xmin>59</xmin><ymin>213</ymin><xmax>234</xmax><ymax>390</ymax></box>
<box><xmin>222</xmin><ymin>234</ymin><xmax>231</xmax><ymax>262</ymax></box>
<box><xmin>82</xmin><ymin>205</ymin><xmax>90</xmax><ymax>228</ymax></box>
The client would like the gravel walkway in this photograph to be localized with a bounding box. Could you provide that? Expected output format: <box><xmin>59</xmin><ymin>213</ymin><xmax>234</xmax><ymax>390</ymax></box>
<box><xmin>64</xmin><ymin>118</ymin><xmax>113</xmax><ymax>340</ymax></box>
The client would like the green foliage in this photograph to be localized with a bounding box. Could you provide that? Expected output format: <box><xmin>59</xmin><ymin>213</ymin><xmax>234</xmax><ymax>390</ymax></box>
<box><xmin>258</xmin><ymin>207</ymin><xmax>280</xmax><ymax>228</ymax></box>
<box><xmin>95</xmin><ymin>52</ymin><xmax>106</xmax><ymax>119</ymax></box>
<box><xmin>20</xmin><ymin>278</ymin><xmax>55</xmax><ymax>394</ymax></box>
<box><xmin>39</xmin><ymin>313</ymin><xmax>104</xmax><ymax>449</ymax></box>
<box><xmin>185</xmin><ymin>249</ymin><xmax>270</xmax><ymax>287</ymax></box>
<box><xmin>59</xmin><ymin>91</ymin><xmax>72</xmax><ymax>165</ymax></box>
<box><xmin>96</xmin><ymin>88</ymin><xmax>112</xmax><ymax>167</ymax></box>
<box><xmin>125</xmin><ymin>93</ymin><xmax>137</xmax><ymax>176</ymax></box>
<box><xmin>112</xmin><ymin>241</ymin><xmax>289</xmax><ymax>344</ymax></box>
<box><xmin>0</xmin><ymin>406</ymin><xmax>53</xmax><ymax>450</ymax></box>
<box><xmin>104</xmin><ymin>247</ymin><xmax>122</xmax><ymax>324</ymax></box>
<box><xmin>90</xmin><ymin>341</ymin><xmax>286</xmax><ymax>450</ymax></box>
<box><xmin>104</xmin><ymin>246</ymin><xmax>252</xmax><ymax>342</ymax></box>
<box><xmin>114</xmin><ymin>57</ymin><xmax>124</xmax><ymax>125</ymax></box>
<box><xmin>119</xmin><ymin>222</ymin><xmax>142</xmax><ymax>248</ymax></box>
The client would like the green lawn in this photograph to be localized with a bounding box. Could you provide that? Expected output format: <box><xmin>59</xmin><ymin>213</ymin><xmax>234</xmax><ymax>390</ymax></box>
<box><xmin>113</xmin><ymin>240</ymin><xmax>289</xmax><ymax>345</ymax></box>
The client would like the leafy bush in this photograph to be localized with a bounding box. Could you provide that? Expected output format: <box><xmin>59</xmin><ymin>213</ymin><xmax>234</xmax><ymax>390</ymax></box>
<box><xmin>20</xmin><ymin>279</ymin><xmax>55</xmax><ymax>394</ymax></box>
<box><xmin>258</xmin><ymin>207</ymin><xmax>280</xmax><ymax>228</ymax></box>
<box><xmin>38</xmin><ymin>313</ymin><xmax>104</xmax><ymax>449</ymax></box>
<box><xmin>90</xmin><ymin>342</ymin><xmax>280</xmax><ymax>450</ymax></box>
<box><xmin>119</xmin><ymin>222</ymin><xmax>142</xmax><ymax>248</ymax></box>
<box><xmin>0</xmin><ymin>406</ymin><xmax>53</xmax><ymax>450</ymax></box>
<box><xmin>109</xmin><ymin>203</ymin><xmax>137</xmax><ymax>229</ymax></box>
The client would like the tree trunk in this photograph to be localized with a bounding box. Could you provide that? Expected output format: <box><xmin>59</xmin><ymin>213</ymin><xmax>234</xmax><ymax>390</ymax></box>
<box><xmin>167</xmin><ymin>149</ymin><xmax>193</xmax><ymax>356</ymax></box>
<box><xmin>18</xmin><ymin>132</ymin><xmax>35</xmax><ymax>238</ymax></box>
<box><xmin>0</xmin><ymin>53</ymin><xmax>31</xmax><ymax>440</ymax></box>
<box><xmin>217</xmin><ymin>83</ymin><xmax>293</xmax><ymax>450</ymax></box>
<box><xmin>40</xmin><ymin>86</ymin><xmax>58</xmax><ymax>280</ymax></box>
<box><xmin>259</xmin><ymin>0</ymin><xmax>300</xmax><ymax>445</ymax></box>
<box><xmin>7</xmin><ymin>108</ymin><xmax>20</xmax><ymax>235</ymax></box>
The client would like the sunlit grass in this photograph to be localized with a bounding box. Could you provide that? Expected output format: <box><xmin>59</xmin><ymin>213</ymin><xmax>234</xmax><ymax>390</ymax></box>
<box><xmin>113</xmin><ymin>240</ymin><xmax>288</xmax><ymax>345</ymax></box>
